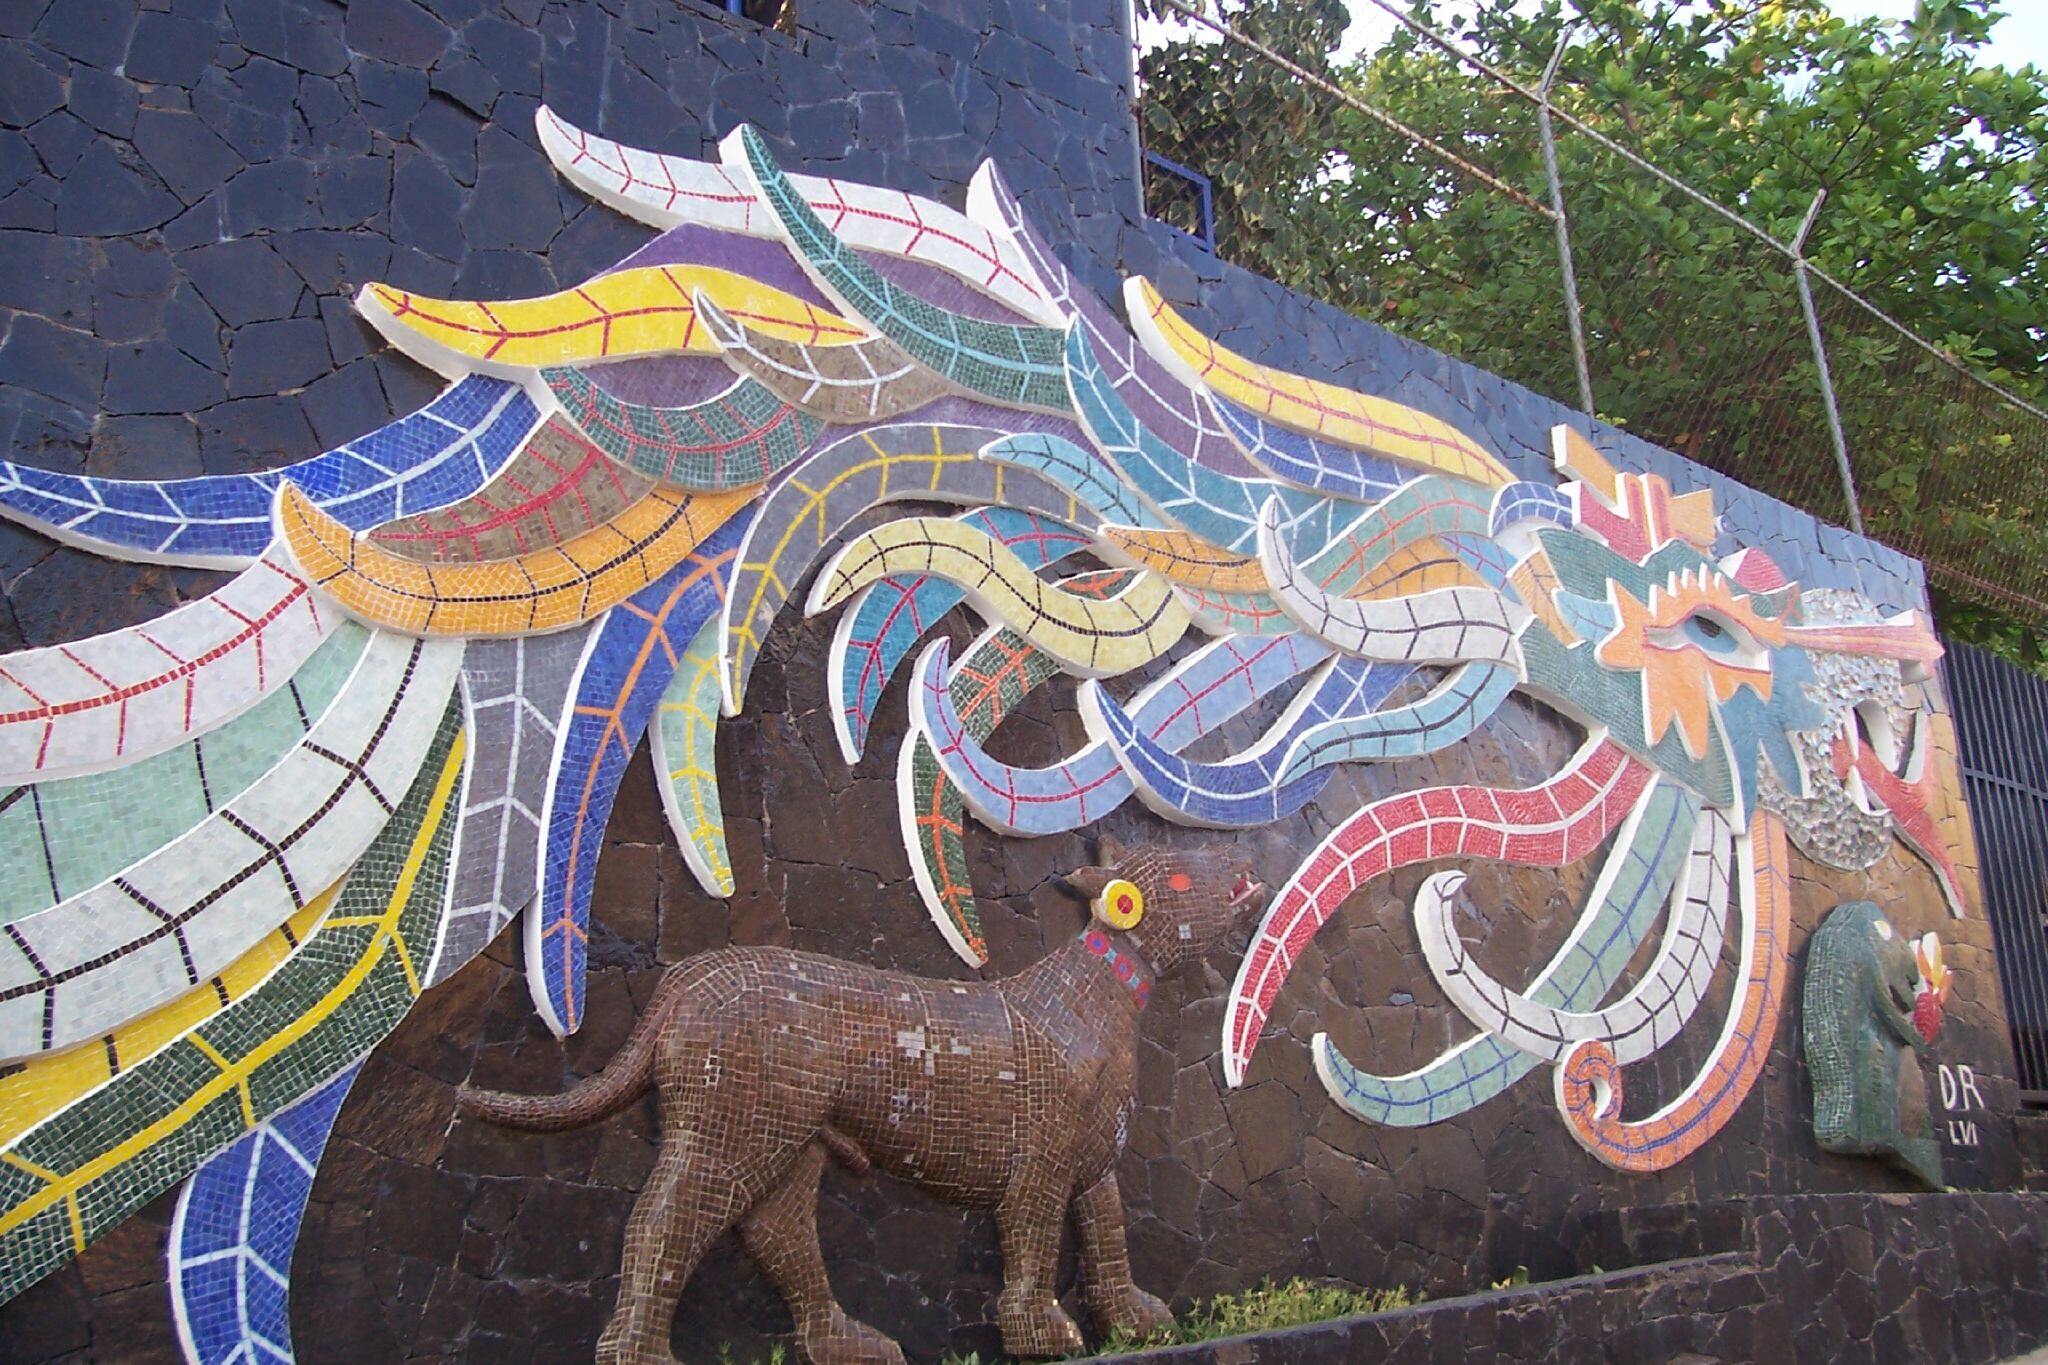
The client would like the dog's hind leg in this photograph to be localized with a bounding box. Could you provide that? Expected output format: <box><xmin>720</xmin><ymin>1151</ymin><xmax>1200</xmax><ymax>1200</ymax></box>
<box><xmin>597</xmin><ymin>1136</ymin><xmax>758</xmax><ymax>1365</ymax></box>
<box><xmin>1074</xmin><ymin>1170</ymin><xmax>1172</xmax><ymax>1343</ymax></box>
<box><xmin>739</xmin><ymin>1141</ymin><xmax>906</xmax><ymax>1365</ymax></box>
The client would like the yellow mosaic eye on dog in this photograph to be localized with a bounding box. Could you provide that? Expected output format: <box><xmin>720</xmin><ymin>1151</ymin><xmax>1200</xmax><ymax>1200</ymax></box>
<box><xmin>1096</xmin><ymin>877</ymin><xmax>1146</xmax><ymax>929</ymax></box>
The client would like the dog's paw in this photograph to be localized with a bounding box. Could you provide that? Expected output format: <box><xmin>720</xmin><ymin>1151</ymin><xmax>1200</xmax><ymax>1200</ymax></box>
<box><xmin>1093</xmin><ymin>1284</ymin><xmax>1173</xmax><ymax>1342</ymax></box>
<box><xmin>998</xmin><ymin>1292</ymin><xmax>1085</xmax><ymax>1358</ymax></box>
<box><xmin>798</xmin><ymin>1307</ymin><xmax>906</xmax><ymax>1365</ymax></box>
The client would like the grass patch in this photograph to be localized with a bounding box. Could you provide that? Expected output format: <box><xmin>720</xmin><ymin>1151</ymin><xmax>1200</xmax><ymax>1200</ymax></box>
<box><xmin>720</xmin><ymin>1276</ymin><xmax>1417</xmax><ymax>1364</ymax></box>
<box><xmin>1083</xmin><ymin>1277</ymin><xmax>1414</xmax><ymax>1356</ymax></box>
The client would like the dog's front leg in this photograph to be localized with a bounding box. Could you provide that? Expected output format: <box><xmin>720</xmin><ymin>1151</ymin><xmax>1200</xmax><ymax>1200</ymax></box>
<box><xmin>994</xmin><ymin>1161</ymin><xmax>1086</xmax><ymax>1358</ymax></box>
<box><xmin>1074</xmin><ymin>1170</ymin><xmax>1173</xmax><ymax>1343</ymax></box>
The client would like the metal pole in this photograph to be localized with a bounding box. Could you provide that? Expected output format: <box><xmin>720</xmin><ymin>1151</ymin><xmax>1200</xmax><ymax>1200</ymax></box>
<box><xmin>1125</xmin><ymin>0</ymin><xmax>1149</xmax><ymax>222</ymax></box>
<box><xmin>1791</xmin><ymin>189</ymin><xmax>1865</xmax><ymax>535</ymax></box>
<box><xmin>1537</xmin><ymin>27</ymin><xmax>1593</xmax><ymax>415</ymax></box>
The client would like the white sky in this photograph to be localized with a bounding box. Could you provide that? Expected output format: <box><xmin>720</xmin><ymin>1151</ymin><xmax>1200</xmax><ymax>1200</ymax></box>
<box><xmin>1139</xmin><ymin>1</ymin><xmax>2046</xmax><ymax>69</ymax></box>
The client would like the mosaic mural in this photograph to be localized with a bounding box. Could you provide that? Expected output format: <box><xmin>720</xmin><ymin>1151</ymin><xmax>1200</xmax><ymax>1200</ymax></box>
<box><xmin>0</xmin><ymin>111</ymin><xmax>1986</xmax><ymax>1358</ymax></box>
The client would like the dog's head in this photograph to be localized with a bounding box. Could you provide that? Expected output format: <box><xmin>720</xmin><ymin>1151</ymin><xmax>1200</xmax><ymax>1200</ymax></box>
<box><xmin>1063</xmin><ymin>836</ymin><xmax>1266</xmax><ymax>978</ymax></box>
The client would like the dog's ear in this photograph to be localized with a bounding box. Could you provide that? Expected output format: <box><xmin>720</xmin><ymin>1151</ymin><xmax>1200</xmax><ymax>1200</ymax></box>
<box><xmin>1096</xmin><ymin>834</ymin><xmax>1125</xmax><ymax>868</ymax></box>
<box><xmin>1065</xmin><ymin>866</ymin><xmax>1114</xmax><ymax>901</ymax></box>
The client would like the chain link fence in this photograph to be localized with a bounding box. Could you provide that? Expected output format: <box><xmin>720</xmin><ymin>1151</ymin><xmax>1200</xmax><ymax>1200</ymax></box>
<box><xmin>1132</xmin><ymin>0</ymin><xmax>2048</xmax><ymax>628</ymax></box>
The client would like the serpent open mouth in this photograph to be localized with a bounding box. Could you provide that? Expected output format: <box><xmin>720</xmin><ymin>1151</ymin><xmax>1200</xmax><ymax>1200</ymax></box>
<box><xmin>1228</xmin><ymin>872</ymin><xmax>1266</xmax><ymax>909</ymax></box>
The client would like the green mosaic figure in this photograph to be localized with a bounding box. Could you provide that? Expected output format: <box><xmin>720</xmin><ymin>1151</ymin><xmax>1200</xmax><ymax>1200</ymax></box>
<box><xmin>1801</xmin><ymin>901</ymin><xmax>1945</xmax><ymax>1189</ymax></box>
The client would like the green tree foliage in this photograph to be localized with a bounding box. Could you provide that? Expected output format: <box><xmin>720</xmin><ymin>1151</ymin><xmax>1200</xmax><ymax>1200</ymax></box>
<box><xmin>1136</xmin><ymin>0</ymin><xmax>1355</xmax><ymax>296</ymax></box>
<box><xmin>1137</xmin><ymin>0</ymin><xmax>2048</xmax><ymax>658</ymax></box>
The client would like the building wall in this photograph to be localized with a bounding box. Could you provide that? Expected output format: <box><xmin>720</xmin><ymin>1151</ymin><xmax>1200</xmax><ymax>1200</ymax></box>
<box><xmin>0</xmin><ymin>1</ymin><xmax>2015</xmax><ymax>1362</ymax></box>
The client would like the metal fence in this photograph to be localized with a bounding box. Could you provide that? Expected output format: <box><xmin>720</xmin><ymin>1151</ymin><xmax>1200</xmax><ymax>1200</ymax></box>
<box><xmin>1132</xmin><ymin>0</ymin><xmax>2048</xmax><ymax>627</ymax></box>
<box><xmin>1946</xmin><ymin>640</ymin><xmax>2048</xmax><ymax>1099</ymax></box>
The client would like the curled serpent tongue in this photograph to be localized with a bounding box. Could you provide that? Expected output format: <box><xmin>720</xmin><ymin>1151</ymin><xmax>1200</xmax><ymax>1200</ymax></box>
<box><xmin>1914</xmin><ymin>990</ymin><xmax>1944</xmax><ymax>1043</ymax></box>
<box><xmin>1228</xmin><ymin>873</ymin><xmax>1265</xmax><ymax>908</ymax></box>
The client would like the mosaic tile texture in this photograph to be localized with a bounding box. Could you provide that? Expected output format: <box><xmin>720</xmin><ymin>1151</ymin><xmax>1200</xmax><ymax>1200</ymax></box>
<box><xmin>980</xmin><ymin>430</ymin><xmax>1166</xmax><ymax>529</ymax></box>
<box><xmin>1555</xmin><ymin>810</ymin><xmax>1794</xmax><ymax>1170</ymax></box>
<box><xmin>1087</xmin><ymin>657</ymin><xmax>1463</xmax><ymax>830</ymax></box>
<box><xmin>1209</xmin><ymin>390</ymin><xmax>1412</xmax><ymax>503</ymax></box>
<box><xmin>966</xmin><ymin>159</ymin><xmax>1262</xmax><ymax>478</ymax></box>
<box><xmin>0</xmin><ymin>884</ymin><xmax>338</xmax><ymax>1150</ymax></box>
<box><xmin>810</xmin><ymin>516</ymin><xmax>1191</xmax><ymax>678</ymax></box>
<box><xmin>898</xmin><ymin>572</ymin><xmax>1133</xmax><ymax>966</ymax></box>
<box><xmin>367</xmin><ymin>416</ymin><xmax>654</xmax><ymax>563</ymax></box>
<box><xmin>1274</xmin><ymin>659</ymin><xmax>1520</xmax><ymax>783</ymax></box>
<box><xmin>0</xmin><ymin>377</ymin><xmax>536</xmax><ymax>569</ymax></box>
<box><xmin>0</xmin><ymin>702</ymin><xmax>463</xmax><ymax>1302</ymax></box>
<box><xmin>539</xmin><ymin>107</ymin><xmax>1060</xmax><ymax>327</ymax></box>
<box><xmin>422</xmin><ymin>626</ymin><xmax>594</xmax><ymax>987</ymax></box>
<box><xmin>541</xmin><ymin>363</ymin><xmax>825</xmax><ymax>491</ymax></box>
<box><xmin>0</xmin><ymin>544</ymin><xmax>337</xmax><ymax>784</ymax></box>
<box><xmin>358</xmin><ymin>266</ymin><xmax>866</xmax><ymax>379</ymax></box>
<box><xmin>653</xmin><ymin>615</ymin><xmax>738</xmax><ymax>899</ymax></box>
<box><xmin>458</xmin><ymin>839</ymin><xmax>1261</xmax><ymax>1362</ymax></box>
<box><xmin>830</xmin><ymin>506</ymin><xmax>1090</xmax><ymax>763</ymax></box>
<box><xmin>1311</xmin><ymin>779</ymin><xmax>1703</xmax><ymax>1128</ymax></box>
<box><xmin>1127</xmin><ymin>277</ymin><xmax>1514</xmax><ymax>487</ymax></box>
<box><xmin>0</xmin><ymin>100</ymin><xmax>1993</xmax><ymax>1338</ymax></box>
<box><xmin>1096</xmin><ymin>524</ymin><xmax>1267</xmax><ymax>592</ymax></box>
<box><xmin>528</xmin><ymin>515</ymin><xmax>749</xmax><ymax>1036</ymax></box>
<box><xmin>697</xmin><ymin>291</ymin><xmax>952</xmax><ymax>423</ymax></box>
<box><xmin>731</xmin><ymin>127</ymin><xmax>1071</xmax><ymax>413</ymax></box>
<box><xmin>0</xmin><ymin>634</ymin><xmax>460</xmax><ymax>1059</ymax></box>
<box><xmin>1258</xmin><ymin>499</ymin><xmax>1528</xmax><ymax>668</ymax></box>
<box><xmin>1066</xmin><ymin>325</ymin><xmax>1346</xmax><ymax>557</ymax></box>
<box><xmin>1802</xmin><ymin>900</ymin><xmax>1948</xmax><ymax>1188</ymax></box>
<box><xmin>718</xmin><ymin>417</ymin><xmax>1083</xmax><ymax>714</ymax></box>
<box><xmin>281</xmin><ymin>479</ymin><xmax>753</xmax><ymax>636</ymax></box>
<box><xmin>1228</xmin><ymin>736</ymin><xmax>1656</xmax><ymax>1086</ymax></box>
<box><xmin>0</xmin><ymin>623</ymin><xmax>368</xmax><ymax>920</ymax></box>
<box><xmin>912</xmin><ymin>630</ymin><xmax>1325</xmax><ymax>836</ymax></box>
<box><xmin>168</xmin><ymin>1059</ymin><xmax>362</xmax><ymax>1365</ymax></box>
<box><xmin>1415</xmin><ymin>787</ymin><xmax>1708</xmax><ymax>1068</ymax></box>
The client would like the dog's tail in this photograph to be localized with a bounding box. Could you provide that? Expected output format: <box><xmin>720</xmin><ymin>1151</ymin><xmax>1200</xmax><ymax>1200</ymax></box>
<box><xmin>456</xmin><ymin>972</ymin><xmax>683</xmax><ymax>1132</ymax></box>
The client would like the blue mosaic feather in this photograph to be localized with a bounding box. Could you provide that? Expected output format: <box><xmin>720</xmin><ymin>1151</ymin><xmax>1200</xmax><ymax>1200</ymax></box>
<box><xmin>978</xmin><ymin>431</ymin><xmax>1161</xmax><ymax>529</ymax></box>
<box><xmin>1088</xmin><ymin>657</ymin><xmax>1412</xmax><ymax>828</ymax></box>
<box><xmin>0</xmin><ymin>377</ymin><xmax>536</xmax><ymax>568</ymax></box>
<box><xmin>527</xmin><ymin>512</ymin><xmax>754</xmax><ymax>1037</ymax></box>
<box><xmin>1490</xmin><ymin>480</ymin><xmax>1575</xmax><ymax>539</ymax></box>
<box><xmin>1211</xmin><ymin>392</ymin><xmax>1410</xmax><ymax>504</ymax></box>
<box><xmin>168</xmin><ymin>1060</ymin><xmax>362</xmax><ymax>1365</ymax></box>
<box><xmin>914</xmin><ymin>630</ymin><xmax>1329</xmax><ymax>837</ymax></box>
<box><xmin>1275</xmin><ymin>660</ymin><xmax>1519</xmax><ymax>783</ymax></box>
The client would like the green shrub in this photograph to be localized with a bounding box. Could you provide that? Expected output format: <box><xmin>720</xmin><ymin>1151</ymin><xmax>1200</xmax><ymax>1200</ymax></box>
<box><xmin>1089</xmin><ymin>1275</ymin><xmax>1414</xmax><ymax>1356</ymax></box>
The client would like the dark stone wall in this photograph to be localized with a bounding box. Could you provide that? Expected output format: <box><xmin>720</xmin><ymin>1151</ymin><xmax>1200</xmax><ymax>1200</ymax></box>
<box><xmin>0</xmin><ymin>0</ymin><xmax>2021</xmax><ymax>1362</ymax></box>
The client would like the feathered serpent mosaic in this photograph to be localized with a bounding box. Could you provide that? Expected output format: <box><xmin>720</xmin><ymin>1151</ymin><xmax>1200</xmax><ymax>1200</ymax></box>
<box><xmin>0</xmin><ymin>111</ymin><xmax>1979</xmax><ymax>1358</ymax></box>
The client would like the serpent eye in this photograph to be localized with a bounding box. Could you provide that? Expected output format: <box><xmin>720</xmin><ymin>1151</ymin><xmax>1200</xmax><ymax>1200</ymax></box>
<box><xmin>1682</xmin><ymin>612</ymin><xmax>1736</xmax><ymax>653</ymax></box>
<box><xmin>1656</xmin><ymin>609</ymin><xmax>1765</xmax><ymax>667</ymax></box>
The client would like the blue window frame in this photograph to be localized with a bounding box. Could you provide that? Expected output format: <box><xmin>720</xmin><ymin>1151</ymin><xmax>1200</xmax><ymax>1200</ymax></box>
<box><xmin>1142</xmin><ymin>149</ymin><xmax>1215</xmax><ymax>252</ymax></box>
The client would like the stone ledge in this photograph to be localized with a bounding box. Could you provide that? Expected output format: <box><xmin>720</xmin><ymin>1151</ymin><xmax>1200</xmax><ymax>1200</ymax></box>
<box><xmin>1097</xmin><ymin>1191</ymin><xmax>2048</xmax><ymax>1364</ymax></box>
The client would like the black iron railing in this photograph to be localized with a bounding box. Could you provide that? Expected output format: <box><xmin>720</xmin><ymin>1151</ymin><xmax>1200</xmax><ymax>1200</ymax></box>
<box><xmin>1946</xmin><ymin>640</ymin><xmax>2048</xmax><ymax>1100</ymax></box>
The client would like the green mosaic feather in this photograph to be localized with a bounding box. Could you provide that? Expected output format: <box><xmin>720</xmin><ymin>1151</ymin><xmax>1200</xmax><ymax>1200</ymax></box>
<box><xmin>542</xmin><ymin>365</ymin><xmax>823</xmax><ymax>490</ymax></box>
<box><xmin>0</xmin><ymin>624</ymin><xmax>372</xmax><ymax>921</ymax></box>
<box><xmin>733</xmin><ymin>126</ymin><xmax>1072</xmax><ymax>413</ymax></box>
<box><xmin>0</xmin><ymin>696</ymin><xmax>465</xmax><ymax>1304</ymax></box>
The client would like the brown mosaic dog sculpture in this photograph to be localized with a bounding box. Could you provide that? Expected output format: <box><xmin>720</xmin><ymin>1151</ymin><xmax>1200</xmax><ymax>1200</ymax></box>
<box><xmin>459</xmin><ymin>838</ymin><xmax>1266</xmax><ymax>1364</ymax></box>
